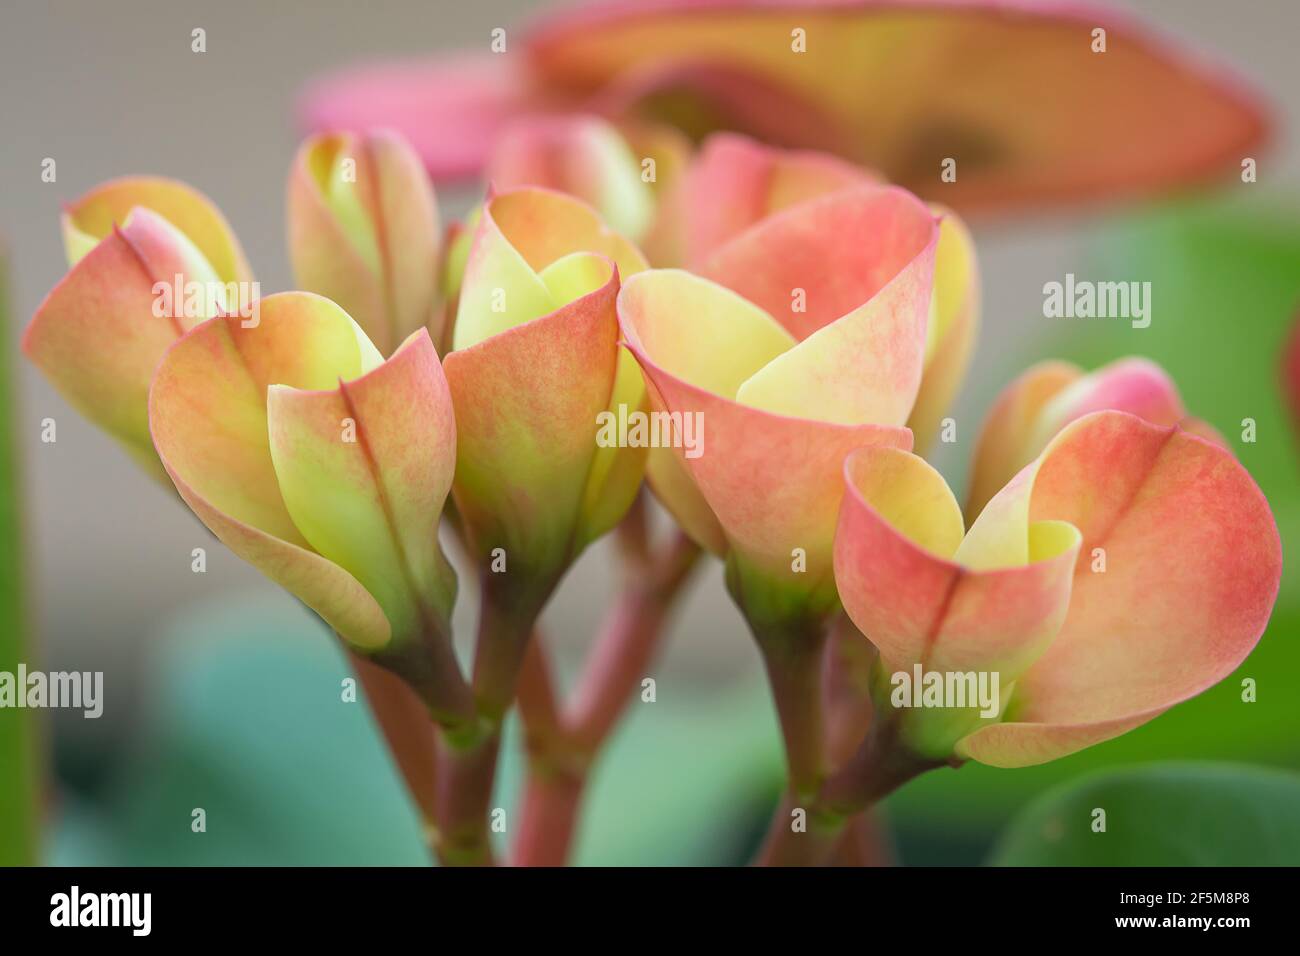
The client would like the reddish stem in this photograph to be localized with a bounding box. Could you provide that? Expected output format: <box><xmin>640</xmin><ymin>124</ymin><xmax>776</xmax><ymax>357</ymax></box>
<box><xmin>513</xmin><ymin>764</ymin><xmax>585</xmax><ymax>867</ymax></box>
<box><xmin>349</xmin><ymin>653</ymin><xmax>440</xmax><ymax>832</ymax></box>
<box><xmin>509</xmin><ymin>530</ymin><xmax>700</xmax><ymax>867</ymax></box>
<box><xmin>567</xmin><ymin>532</ymin><xmax>699</xmax><ymax>751</ymax></box>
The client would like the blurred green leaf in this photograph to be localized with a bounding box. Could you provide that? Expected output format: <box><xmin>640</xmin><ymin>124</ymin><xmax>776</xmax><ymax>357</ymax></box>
<box><xmin>989</xmin><ymin>762</ymin><xmax>1300</xmax><ymax>866</ymax></box>
<box><xmin>51</xmin><ymin>595</ymin><xmax>784</xmax><ymax>865</ymax></box>
<box><xmin>0</xmin><ymin>252</ymin><xmax>39</xmax><ymax>866</ymax></box>
<box><xmin>54</xmin><ymin>596</ymin><xmax>431</xmax><ymax>865</ymax></box>
<box><xmin>1059</xmin><ymin>194</ymin><xmax>1300</xmax><ymax>611</ymax></box>
<box><xmin>566</xmin><ymin>676</ymin><xmax>782</xmax><ymax>865</ymax></box>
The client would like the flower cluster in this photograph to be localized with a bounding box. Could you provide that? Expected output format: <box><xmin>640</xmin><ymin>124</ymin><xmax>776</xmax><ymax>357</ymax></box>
<box><xmin>27</xmin><ymin>87</ymin><xmax>1280</xmax><ymax>865</ymax></box>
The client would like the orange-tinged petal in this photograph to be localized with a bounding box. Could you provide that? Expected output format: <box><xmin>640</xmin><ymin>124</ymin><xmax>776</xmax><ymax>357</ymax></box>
<box><xmin>908</xmin><ymin>206</ymin><xmax>980</xmax><ymax>452</ymax></box>
<box><xmin>61</xmin><ymin>176</ymin><xmax>252</xmax><ymax>283</ymax></box>
<box><xmin>620</xmin><ymin>270</ymin><xmax>912</xmax><ymax>601</ymax></box>
<box><xmin>655</xmin><ymin>132</ymin><xmax>878</xmax><ymax>269</ymax></box>
<box><xmin>486</xmin><ymin>114</ymin><xmax>656</xmax><ymax>241</ymax></box>
<box><xmin>445</xmin><ymin>264</ymin><xmax>622</xmax><ymax>581</ymax></box>
<box><xmin>734</xmin><ymin>229</ymin><xmax>937</xmax><ymax>426</ymax></box>
<box><xmin>450</xmin><ymin>187</ymin><xmax>651</xmax><ymax>573</ymax></box>
<box><xmin>453</xmin><ymin>187</ymin><xmax>647</xmax><ymax>351</ymax></box>
<box><xmin>644</xmin><ymin>443</ymin><xmax>728</xmax><ymax>555</ymax></box>
<box><xmin>703</xmin><ymin>185</ymin><xmax>937</xmax><ymax>342</ymax></box>
<box><xmin>618</xmin><ymin>269</ymin><xmax>794</xmax><ymax>397</ymax></box>
<box><xmin>24</xmin><ymin>208</ymin><xmax>229</xmax><ymax>476</ymax></box>
<box><xmin>288</xmin><ymin>131</ymin><xmax>442</xmax><ymax>356</ymax></box>
<box><xmin>526</xmin><ymin>0</ymin><xmax>1269</xmax><ymax>212</ymax></box>
<box><xmin>834</xmin><ymin>445</ymin><xmax>1079</xmax><ymax>756</ymax></box>
<box><xmin>964</xmin><ymin>360</ymin><xmax>1082</xmax><ymax>523</ymax></box>
<box><xmin>700</xmin><ymin>186</ymin><xmax>939</xmax><ymax>426</ymax></box>
<box><xmin>966</xmin><ymin>357</ymin><xmax>1190</xmax><ymax>521</ymax></box>
<box><xmin>267</xmin><ymin>330</ymin><xmax>457</xmax><ymax>643</ymax></box>
<box><xmin>149</xmin><ymin>293</ymin><xmax>390</xmax><ymax>649</ymax></box>
<box><xmin>956</xmin><ymin>411</ymin><xmax>1281</xmax><ymax>767</ymax></box>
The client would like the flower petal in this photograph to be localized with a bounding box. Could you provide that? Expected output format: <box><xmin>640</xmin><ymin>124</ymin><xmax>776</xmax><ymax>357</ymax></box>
<box><xmin>658</xmin><ymin>132</ymin><xmax>878</xmax><ymax>269</ymax></box>
<box><xmin>956</xmin><ymin>411</ymin><xmax>1281</xmax><ymax>767</ymax></box>
<box><xmin>445</xmin><ymin>261</ymin><xmax>623</xmax><ymax>577</ymax></box>
<box><xmin>702</xmin><ymin>186</ymin><xmax>939</xmax><ymax>426</ymax></box>
<box><xmin>24</xmin><ymin>208</ymin><xmax>227</xmax><ymax>476</ymax></box>
<box><xmin>834</xmin><ymin>445</ymin><xmax>1079</xmax><ymax>756</ymax></box>
<box><xmin>61</xmin><ymin>176</ymin><xmax>252</xmax><ymax>283</ymax></box>
<box><xmin>526</xmin><ymin>0</ymin><xmax>1269</xmax><ymax>210</ymax></box>
<box><xmin>704</xmin><ymin>185</ymin><xmax>937</xmax><ymax>340</ymax></box>
<box><xmin>289</xmin><ymin>131</ymin><xmax>442</xmax><ymax>356</ymax></box>
<box><xmin>965</xmin><ymin>357</ymin><xmax>1190</xmax><ymax>521</ymax></box>
<box><xmin>267</xmin><ymin>330</ymin><xmax>457</xmax><ymax>643</ymax></box>
<box><xmin>619</xmin><ymin>270</ymin><xmax>911</xmax><ymax>598</ymax></box>
<box><xmin>453</xmin><ymin>187</ymin><xmax>647</xmax><ymax>351</ymax></box>
<box><xmin>486</xmin><ymin>114</ymin><xmax>656</xmax><ymax>241</ymax></box>
<box><xmin>149</xmin><ymin>293</ymin><xmax>389</xmax><ymax>649</ymax></box>
<box><xmin>907</xmin><ymin>206</ymin><xmax>980</xmax><ymax>451</ymax></box>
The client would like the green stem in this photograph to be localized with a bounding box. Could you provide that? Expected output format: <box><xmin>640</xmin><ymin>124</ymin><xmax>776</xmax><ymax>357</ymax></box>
<box><xmin>432</xmin><ymin>729</ymin><xmax>501</xmax><ymax>866</ymax></box>
<box><xmin>755</xmin><ymin>628</ymin><xmax>829</xmax><ymax>799</ymax></box>
<box><xmin>430</xmin><ymin>572</ymin><xmax>544</xmax><ymax>866</ymax></box>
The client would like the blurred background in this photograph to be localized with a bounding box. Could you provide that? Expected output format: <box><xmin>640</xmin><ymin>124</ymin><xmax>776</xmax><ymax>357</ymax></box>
<box><xmin>2</xmin><ymin>0</ymin><xmax>1299</xmax><ymax>865</ymax></box>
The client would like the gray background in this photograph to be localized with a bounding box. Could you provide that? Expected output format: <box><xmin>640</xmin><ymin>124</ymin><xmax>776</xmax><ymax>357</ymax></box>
<box><xmin>2</xmin><ymin>0</ymin><xmax>1297</xmax><ymax>750</ymax></box>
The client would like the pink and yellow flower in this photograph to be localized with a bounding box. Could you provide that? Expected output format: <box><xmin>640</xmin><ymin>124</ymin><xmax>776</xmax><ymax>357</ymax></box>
<box><xmin>148</xmin><ymin>293</ymin><xmax>468</xmax><ymax>722</ymax></box>
<box><xmin>965</xmin><ymin>356</ymin><xmax>1223</xmax><ymax>520</ymax></box>
<box><xmin>445</xmin><ymin>186</ymin><xmax>650</xmax><ymax>609</ymax></box>
<box><xmin>288</xmin><ymin>130</ymin><xmax>444</xmax><ymax>356</ymax></box>
<box><xmin>618</xmin><ymin>182</ymin><xmax>945</xmax><ymax>617</ymax></box>
<box><xmin>24</xmin><ymin>177</ymin><xmax>251</xmax><ymax>480</ymax></box>
<box><xmin>834</xmin><ymin>410</ymin><xmax>1281</xmax><ymax>766</ymax></box>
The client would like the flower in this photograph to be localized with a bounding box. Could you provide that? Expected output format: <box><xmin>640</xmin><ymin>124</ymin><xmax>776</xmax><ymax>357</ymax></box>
<box><xmin>965</xmin><ymin>356</ymin><xmax>1223</xmax><ymax>521</ymax></box>
<box><xmin>653</xmin><ymin>132</ymin><xmax>979</xmax><ymax>451</ymax></box>
<box><xmin>648</xmin><ymin>131</ymin><xmax>880</xmax><ymax>270</ymax></box>
<box><xmin>24</xmin><ymin>177</ymin><xmax>251</xmax><ymax>480</ymax></box>
<box><xmin>148</xmin><ymin>293</ymin><xmax>468</xmax><ymax>722</ymax></box>
<box><xmin>483</xmin><ymin>114</ymin><xmax>676</xmax><ymax>244</ymax></box>
<box><xmin>617</xmin><ymin>183</ymin><xmax>943</xmax><ymax>617</ymax></box>
<box><xmin>300</xmin><ymin>0</ymin><xmax>1267</xmax><ymax>212</ymax></box>
<box><xmin>444</xmin><ymin>186</ymin><xmax>649</xmax><ymax>609</ymax></box>
<box><xmin>833</xmin><ymin>410</ymin><xmax>1281</xmax><ymax>766</ymax></box>
<box><xmin>288</xmin><ymin>130</ymin><xmax>444</xmax><ymax>356</ymax></box>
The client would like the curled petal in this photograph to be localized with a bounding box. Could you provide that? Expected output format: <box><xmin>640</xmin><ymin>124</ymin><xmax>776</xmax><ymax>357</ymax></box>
<box><xmin>704</xmin><ymin>185</ymin><xmax>937</xmax><ymax>341</ymax></box>
<box><xmin>149</xmin><ymin>293</ymin><xmax>390</xmax><ymax>649</ymax></box>
<box><xmin>448</xmin><ymin>187</ymin><xmax>650</xmax><ymax>578</ymax></box>
<box><xmin>288</xmin><ymin>131</ymin><xmax>442</xmax><ymax>356</ymax></box>
<box><xmin>620</xmin><ymin>269</ymin><xmax>912</xmax><ymax>599</ymax></box>
<box><xmin>956</xmin><ymin>411</ymin><xmax>1281</xmax><ymax>767</ymax></box>
<box><xmin>834</xmin><ymin>446</ymin><xmax>1080</xmax><ymax>756</ymax></box>
<box><xmin>267</xmin><ymin>330</ymin><xmax>457</xmax><ymax>643</ymax></box>
<box><xmin>526</xmin><ymin>0</ymin><xmax>1269</xmax><ymax>210</ymax></box>
<box><xmin>656</xmin><ymin>132</ymin><xmax>878</xmax><ymax>269</ymax></box>
<box><xmin>445</xmin><ymin>262</ymin><xmax>622</xmax><ymax>577</ymax></box>
<box><xmin>966</xmin><ymin>357</ymin><xmax>1190</xmax><ymax>521</ymax></box>
<box><xmin>908</xmin><ymin>206</ymin><xmax>980</xmax><ymax>451</ymax></box>
<box><xmin>486</xmin><ymin>114</ymin><xmax>656</xmax><ymax>241</ymax></box>
<box><xmin>701</xmin><ymin>187</ymin><xmax>939</xmax><ymax>426</ymax></box>
<box><xmin>61</xmin><ymin>176</ymin><xmax>252</xmax><ymax>283</ymax></box>
<box><xmin>453</xmin><ymin>186</ymin><xmax>647</xmax><ymax>351</ymax></box>
<box><xmin>25</xmin><ymin>208</ymin><xmax>228</xmax><ymax>475</ymax></box>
